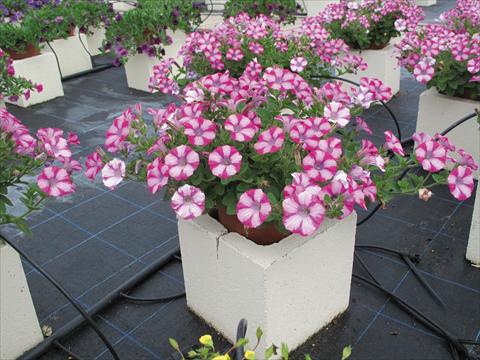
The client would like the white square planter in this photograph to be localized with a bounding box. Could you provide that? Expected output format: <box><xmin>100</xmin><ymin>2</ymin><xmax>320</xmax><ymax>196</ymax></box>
<box><xmin>466</xmin><ymin>186</ymin><xmax>480</xmax><ymax>266</ymax></box>
<box><xmin>199</xmin><ymin>14</ymin><xmax>224</xmax><ymax>30</ymax></box>
<box><xmin>86</xmin><ymin>27</ymin><xmax>106</xmax><ymax>56</ymax></box>
<box><xmin>416</xmin><ymin>88</ymin><xmax>479</xmax><ymax>178</ymax></box>
<box><xmin>41</xmin><ymin>33</ymin><xmax>93</xmax><ymax>78</ymax></box>
<box><xmin>0</xmin><ymin>242</ymin><xmax>43</xmax><ymax>359</ymax></box>
<box><xmin>178</xmin><ymin>212</ymin><xmax>357</xmax><ymax>357</ymax></box>
<box><xmin>5</xmin><ymin>53</ymin><xmax>64</xmax><ymax>107</ymax></box>
<box><xmin>210</xmin><ymin>0</ymin><xmax>227</xmax><ymax>11</ymax></box>
<box><xmin>112</xmin><ymin>0</ymin><xmax>137</xmax><ymax>12</ymax></box>
<box><xmin>303</xmin><ymin>0</ymin><xmax>339</xmax><ymax>16</ymax></box>
<box><xmin>124</xmin><ymin>31</ymin><xmax>187</xmax><ymax>92</ymax></box>
<box><xmin>416</xmin><ymin>0</ymin><xmax>436</xmax><ymax>6</ymax></box>
<box><xmin>342</xmin><ymin>42</ymin><xmax>400</xmax><ymax>98</ymax></box>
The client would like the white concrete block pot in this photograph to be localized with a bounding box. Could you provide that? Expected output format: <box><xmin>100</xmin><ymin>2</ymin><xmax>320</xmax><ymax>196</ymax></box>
<box><xmin>466</xmin><ymin>186</ymin><xmax>480</xmax><ymax>266</ymax></box>
<box><xmin>86</xmin><ymin>27</ymin><xmax>107</xmax><ymax>56</ymax></box>
<box><xmin>178</xmin><ymin>212</ymin><xmax>357</xmax><ymax>356</ymax></box>
<box><xmin>416</xmin><ymin>88</ymin><xmax>480</xmax><ymax>178</ymax></box>
<box><xmin>416</xmin><ymin>0</ymin><xmax>436</xmax><ymax>6</ymax></box>
<box><xmin>0</xmin><ymin>241</ymin><xmax>44</xmax><ymax>359</ymax></box>
<box><xmin>123</xmin><ymin>31</ymin><xmax>187</xmax><ymax>92</ymax></box>
<box><xmin>41</xmin><ymin>29</ymin><xmax>93</xmax><ymax>78</ymax></box>
<box><xmin>303</xmin><ymin>0</ymin><xmax>339</xmax><ymax>16</ymax></box>
<box><xmin>3</xmin><ymin>47</ymin><xmax>64</xmax><ymax>107</ymax></box>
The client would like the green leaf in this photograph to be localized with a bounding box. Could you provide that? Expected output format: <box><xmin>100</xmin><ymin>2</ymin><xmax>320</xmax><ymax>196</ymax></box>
<box><xmin>235</xmin><ymin>338</ymin><xmax>249</xmax><ymax>347</ymax></box>
<box><xmin>169</xmin><ymin>338</ymin><xmax>180</xmax><ymax>352</ymax></box>
<box><xmin>256</xmin><ymin>327</ymin><xmax>263</xmax><ymax>342</ymax></box>
<box><xmin>305</xmin><ymin>355</ymin><xmax>313</xmax><ymax>360</ymax></box>
<box><xmin>281</xmin><ymin>343</ymin><xmax>289</xmax><ymax>360</ymax></box>
<box><xmin>264</xmin><ymin>345</ymin><xmax>275</xmax><ymax>360</ymax></box>
<box><xmin>341</xmin><ymin>346</ymin><xmax>352</xmax><ymax>360</ymax></box>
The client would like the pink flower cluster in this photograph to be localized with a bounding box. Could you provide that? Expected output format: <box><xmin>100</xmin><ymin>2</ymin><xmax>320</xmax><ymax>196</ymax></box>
<box><xmin>149</xmin><ymin>13</ymin><xmax>366</xmax><ymax>95</ymax></box>
<box><xmin>93</xmin><ymin>63</ymin><xmax>475</xmax><ymax>239</ymax></box>
<box><xmin>0</xmin><ymin>108</ymin><xmax>79</xmax><ymax>197</ymax></box>
<box><xmin>397</xmin><ymin>1</ymin><xmax>480</xmax><ymax>96</ymax></box>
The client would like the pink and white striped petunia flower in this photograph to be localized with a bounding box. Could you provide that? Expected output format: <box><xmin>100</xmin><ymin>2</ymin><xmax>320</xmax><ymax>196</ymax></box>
<box><xmin>224</xmin><ymin>114</ymin><xmax>257</xmax><ymax>142</ymax></box>
<box><xmin>183</xmin><ymin>117</ymin><xmax>216</xmax><ymax>147</ymax></box>
<box><xmin>147</xmin><ymin>158</ymin><xmax>169</xmax><ymax>194</ymax></box>
<box><xmin>101</xmin><ymin>158</ymin><xmax>126</xmax><ymax>190</ymax></box>
<box><xmin>171</xmin><ymin>184</ymin><xmax>205</xmax><ymax>220</ymax></box>
<box><xmin>317</xmin><ymin>137</ymin><xmax>343</xmax><ymax>160</ymax></box>
<box><xmin>208</xmin><ymin>145</ymin><xmax>242</xmax><ymax>179</ymax></box>
<box><xmin>43</xmin><ymin>136</ymin><xmax>72</xmax><ymax>159</ymax></box>
<box><xmin>415</xmin><ymin>139</ymin><xmax>447</xmax><ymax>173</ymax></box>
<box><xmin>165</xmin><ymin>145</ymin><xmax>200</xmax><ymax>181</ymax></box>
<box><xmin>302</xmin><ymin>150</ymin><xmax>337</xmax><ymax>182</ymax></box>
<box><xmin>384</xmin><ymin>130</ymin><xmax>405</xmax><ymax>156</ymax></box>
<box><xmin>283</xmin><ymin>172</ymin><xmax>322</xmax><ymax>198</ymax></box>
<box><xmin>37</xmin><ymin>166</ymin><xmax>75</xmax><ymax>197</ymax></box>
<box><xmin>282</xmin><ymin>191</ymin><xmax>325</xmax><ymax>236</ymax></box>
<box><xmin>236</xmin><ymin>189</ymin><xmax>272</xmax><ymax>228</ymax></box>
<box><xmin>356</xmin><ymin>117</ymin><xmax>372</xmax><ymax>135</ymax></box>
<box><xmin>448</xmin><ymin>166</ymin><xmax>474</xmax><ymax>201</ymax></box>
<box><xmin>290</xmin><ymin>57</ymin><xmax>308</xmax><ymax>73</ymax></box>
<box><xmin>324</xmin><ymin>101</ymin><xmax>351</xmax><ymax>127</ymax></box>
<box><xmin>105</xmin><ymin>117</ymin><xmax>130</xmax><ymax>153</ymax></box>
<box><xmin>413</xmin><ymin>61</ymin><xmax>434</xmax><ymax>84</ymax></box>
<box><xmin>254</xmin><ymin>126</ymin><xmax>285</xmax><ymax>155</ymax></box>
<box><xmin>84</xmin><ymin>151</ymin><xmax>103</xmax><ymax>181</ymax></box>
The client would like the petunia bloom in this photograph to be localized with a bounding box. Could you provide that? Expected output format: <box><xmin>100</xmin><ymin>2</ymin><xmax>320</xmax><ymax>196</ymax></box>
<box><xmin>165</xmin><ymin>145</ymin><xmax>200</xmax><ymax>181</ymax></box>
<box><xmin>302</xmin><ymin>150</ymin><xmax>337</xmax><ymax>182</ymax></box>
<box><xmin>37</xmin><ymin>166</ymin><xmax>75</xmax><ymax>197</ymax></box>
<box><xmin>324</xmin><ymin>101</ymin><xmax>351</xmax><ymax>127</ymax></box>
<box><xmin>171</xmin><ymin>184</ymin><xmax>205</xmax><ymax>220</ymax></box>
<box><xmin>283</xmin><ymin>192</ymin><xmax>325</xmax><ymax>236</ymax></box>
<box><xmin>147</xmin><ymin>158</ymin><xmax>169</xmax><ymax>194</ymax></box>
<box><xmin>224</xmin><ymin>114</ymin><xmax>257</xmax><ymax>142</ymax></box>
<box><xmin>208</xmin><ymin>145</ymin><xmax>242</xmax><ymax>179</ymax></box>
<box><xmin>236</xmin><ymin>189</ymin><xmax>272</xmax><ymax>228</ymax></box>
<box><xmin>415</xmin><ymin>139</ymin><xmax>447</xmax><ymax>173</ymax></box>
<box><xmin>84</xmin><ymin>152</ymin><xmax>103</xmax><ymax>181</ymax></box>
<box><xmin>183</xmin><ymin>117</ymin><xmax>216</xmax><ymax>147</ymax></box>
<box><xmin>384</xmin><ymin>130</ymin><xmax>405</xmax><ymax>156</ymax></box>
<box><xmin>254</xmin><ymin>127</ymin><xmax>285</xmax><ymax>155</ymax></box>
<box><xmin>101</xmin><ymin>158</ymin><xmax>126</xmax><ymax>190</ymax></box>
<box><xmin>448</xmin><ymin>166</ymin><xmax>474</xmax><ymax>201</ymax></box>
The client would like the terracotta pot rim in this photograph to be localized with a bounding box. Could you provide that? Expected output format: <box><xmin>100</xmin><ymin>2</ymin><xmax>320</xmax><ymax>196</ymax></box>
<box><xmin>6</xmin><ymin>43</ymin><xmax>41</xmax><ymax>60</ymax></box>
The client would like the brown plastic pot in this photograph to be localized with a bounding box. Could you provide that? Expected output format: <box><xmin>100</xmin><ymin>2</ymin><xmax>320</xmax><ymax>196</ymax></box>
<box><xmin>6</xmin><ymin>44</ymin><xmax>41</xmax><ymax>60</ymax></box>
<box><xmin>217</xmin><ymin>208</ymin><xmax>290</xmax><ymax>246</ymax></box>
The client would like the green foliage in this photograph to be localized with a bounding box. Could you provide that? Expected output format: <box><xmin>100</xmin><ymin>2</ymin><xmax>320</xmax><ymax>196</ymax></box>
<box><xmin>68</xmin><ymin>0</ymin><xmax>115</xmax><ymax>34</ymax></box>
<box><xmin>223</xmin><ymin>0</ymin><xmax>301</xmax><ymax>23</ymax></box>
<box><xmin>0</xmin><ymin>22</ymin><xmax>39</xmax><ymax>53</ymax></box>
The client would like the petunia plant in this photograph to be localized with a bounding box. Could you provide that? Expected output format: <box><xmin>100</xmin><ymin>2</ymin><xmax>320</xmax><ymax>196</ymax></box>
<box><xmin>102</xmin><ymin>0</ymin><xmax>204</xmax><ymax>66</ymax></box>
<box><xmin>0</xmin><ymin>108</ymin><xmax>79</xmax><ymax>233</ymax></box>
<box><xmin>223</xmin><ymin>0</ymin><xmax>302</xmax><ymax>24</ymax></box>
<box><xmin>309</xmin><ymin>0</ymin><xmax>424</xmax><ymax>50</ymax></box>
<box><xmin>69</xmin><ymin>0</ymin><xmax>115</xmax><ymax>36</ymax></box>
<box><xmin>149</xmin><ymin>13</ymin><xmax>367</xmax><ymax>95</ymax></box>
<box><xmin>397</xmin><ymin>0</ymin><xmax>480</xmax><ymax>100</ymax></box>
<box><xmin>0</xmin><ymin>49</ymin><xmax>43</xmax><ymax>102</ymax></box>
<box><xmin>87</xmin><ymin>64</ymin><xmax>476</xmax><ymax>243</ymax></box>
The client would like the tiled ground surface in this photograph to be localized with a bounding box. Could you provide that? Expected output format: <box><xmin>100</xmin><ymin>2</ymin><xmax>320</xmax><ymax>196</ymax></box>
<box><xmin>3</xmin><ymin>2</ymin><xmax>479</xmax><ymax>360</ymax></box>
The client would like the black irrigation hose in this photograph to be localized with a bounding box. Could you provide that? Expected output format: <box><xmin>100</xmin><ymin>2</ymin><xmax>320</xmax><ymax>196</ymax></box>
<box><xmin>353</xmin><ymin>253</ymin><xmax>472</xmax><ymax>359</ymax></box>
<box><xmin>46</xmin><ymin>40</ymin><xmax>64</xmax><ymax>79</ymax></box>
<box><xmin>120</xmin><ymin>290</ymin><xmax>186</xmax><ymax>303</ymax></box>
<box><xmin>0</xmin><ymin>233</ymin><xmax>121</xmax><ymax>360</ymax></box>
<box><xmin>54</xmin><ymin>340</ymin><xmax>86</xmax><ymax>360</ymax></box>
<box><xmin>235</xmin><ymin>319</ymin><xmax>248</xmax><ymax>360</ymax></box>
<box><xmin>313</xmin><ymin>74</ymin><xmax>402</xmax><ymax>141</ymax></box>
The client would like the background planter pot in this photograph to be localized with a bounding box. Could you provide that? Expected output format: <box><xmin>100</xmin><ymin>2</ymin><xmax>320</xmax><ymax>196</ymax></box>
<box><xmin>416</xmin><ymin>88</ymin><xmax>479</xmax><ymax>178</ymax></box>
<box><xmin>0</xmin><ymin>242</ymin><xmax>43</xmax><ymax>359</ymax></box>
<box><xmin>41</xmin><ymin>31</ymin><xmax>93</xmax><ymax>78</ymax></box>
<box><xmin>5</xmin><ymin>53</ymin><xmax>64</xmax><ymax>107</ymax></box>
<box><xmin>86</xmin><ymin>27</ymin><xmax>106</xmax><ymax>56</ymax></box>
<box><xmin>124</xmin><ymin>31</ymin><xmax>187</xmax><ymax>92</ymax></box>
<box><xmin>178</xmin><ymin>212</ymin><xmax>357</xmax><ymax>357</ymax></box>
<box><xmin>466</xmin><ymin>186</ymin><xmax>479</xmax><ymax>266</ymax></box>
<box><xmin>303</xmin><ymin>0</ymin><xmax>339</xmax><ymax>16</ymax></box>
<box><xmin>342</xmin><ymin>42</ymin><xmax>400</xmax><ymax>98</ymax></box>
<box><xmin>416</xmin><ymin>0</ymin><xmax>436</xmax><ymax>6</ymax></box>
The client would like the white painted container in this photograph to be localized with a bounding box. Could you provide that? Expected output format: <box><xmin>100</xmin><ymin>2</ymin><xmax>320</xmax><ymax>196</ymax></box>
<box><xmin>111</xmin><ymin>0</ymin><xmax>137</xmax><ymax>13</ymax></box>
<box><xmin>416</xmin><ymin>0</ymin><xmax>436</xmax><ymax>6</ymax></box>
<box><xmin>178</xmin><ymin>212</ymin><xmax>357</xmax><ymax>357</ymax></box>
<box><xmin>5</xmin><ymin>53</ymin><xmax>64</xmax><ymax>107</ymax></box>
<box><xmin>41</xmin><ymin>33</ymin><xmax>93</xmax><ymax>78</ymax></box>
<box><xmin>86</xmin><ymin>27</ymin><xmax>106</xmax><ymax>56</ymax></box>
<box><xmin>466</xmin><ymin>186</ymin><xmax>480</xmax><ymax>266</ymax></box>
<box><xmin>198</xmin><ymin>14</ymin><xmax>224</xmax><ymax>30</ymax></box>
<box><xmin>210</xmin><ymin>0</ymin><xmax>227</xmax><ymax>11</ymax></box>
<box><xmin>343</xmin><ymin>42</ymin><xmax>400</xmax><ymax>98</ymax></box>
<box><xmin>0</xmin><ymin>241</ymin><xmax>43</xmax><ymax>359</ymax></box>
<box><xmin>124</xmin><ymin>31</ymin><xmax>187</xmax><ymax>92</ymax></box>
<box><xmin>416</xmin><ymin>88</ymin><xmax>479</xmax><ymax>178</ymax></box>
<box><xmin>303</xmin><ymin>0</ymin><xmax>339</xmax><ymax>15</ymax></box>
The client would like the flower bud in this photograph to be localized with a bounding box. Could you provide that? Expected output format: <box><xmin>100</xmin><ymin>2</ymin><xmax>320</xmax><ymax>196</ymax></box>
<box><xmin>418</xmin><ymin>188</ymin><xmax>432</xmax><ymax>202</ymax></box>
